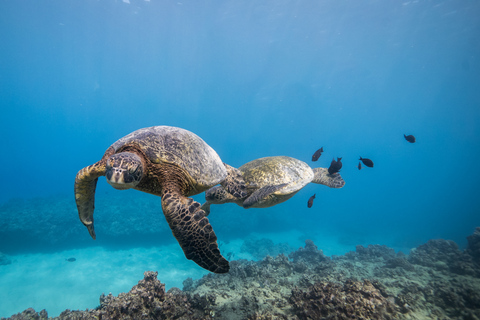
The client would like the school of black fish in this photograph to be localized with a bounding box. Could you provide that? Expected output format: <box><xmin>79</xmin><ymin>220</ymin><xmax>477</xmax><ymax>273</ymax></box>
<box><xmin>308</xmin><ymin>134</ymin><xmax>415</xmax><ymax>207</ymax></box>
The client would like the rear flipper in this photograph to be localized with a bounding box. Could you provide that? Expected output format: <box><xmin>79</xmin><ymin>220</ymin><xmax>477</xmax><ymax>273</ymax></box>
<box><xmin>312</xmin><ymin>167</ymin><xmax>345</xmax><ymax>188</ymax></box>
<box><xmin>202</xmin><ymin>185</ymin><xmax>241</xmax><ymax>216</ymax></box>
<box><xmin>243</xmin><ymin>183</ymin><xmax>288</xmax><ymax>209</ymax></box>
<box><xmin>74</xmin><ymin>147</ymin><xmax>114</xmax><ymax>239</ymax></box>
<box><xmin>221</xmin><ymin>163</ymin><xmax>247</xmax><ymax>198</ymax></box>
<box><xmin>162</xmin><ymin>190</ymin><xmax>229</xmax><ymax>273</ymax></box>
<box><xmin>201</xmin><ymin>202</ymin><xmax>212</xmax><ymax>216</ymax></box>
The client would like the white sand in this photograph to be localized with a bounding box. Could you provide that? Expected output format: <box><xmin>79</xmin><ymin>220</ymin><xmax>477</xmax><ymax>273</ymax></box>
<box><xmin>0</xmin><ymin>245</ymin><xmax>208</xmax><ymax>318</ymax></box>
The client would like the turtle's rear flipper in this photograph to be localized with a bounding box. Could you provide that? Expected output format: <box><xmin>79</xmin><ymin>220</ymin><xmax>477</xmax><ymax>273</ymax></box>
<box><xmin>312</xmin><ymin>167</ymin><xmax>345</xmax><ymax>188</ymax></box>
<box><xmin>201</xmin><ymin>202</ymin><xmax>212</xmax><ymax>216</ymax></box>
<box><xmin>161</xmin><ymin>190</ymin><xmax>229</xmax><ymax>273</ymax></box>
<box><xmin>74</xmin><ymin>147</ymin><xmax>114</xmax><ymax>240</ymax></box>
<box><xmin>221</xmin><ymin>163</ymin><xmax>247</xmax><ymax>198</ymax></box>
<box><xmin>243</xmin><ymin>183</ymin><xmax>288</xmax><ymax>209</ymax></box>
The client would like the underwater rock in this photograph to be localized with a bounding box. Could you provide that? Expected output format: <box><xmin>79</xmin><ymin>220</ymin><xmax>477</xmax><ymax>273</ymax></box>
<box><xmin>467</xmin><ymin>226</ymin><xmax>480</xmax><ymax>262</ymax></box>
<box><xmin>290</xmin><ymin>279</ymin><xmax>399</xmax><ymax>319</ymax></box>
<box><xmin>3</xmin><ymin>308</ymin><xmax>48</xmax><ymax>320</ymax></box>
<box><xmin>345</xmin><ymin>244</ymin><xmax>396</xmax><ymax>261</ymax></box>
<box><xmin>4</xmin><ymin>230</ymin><xmax>480</xmax><ymax>320</ymax></box>
<box><xmin>408</xmin><ymin>239</ymin><xmax>461</xmax><ymax>267</ymax></box>
<box><xmin>92</xmin><ymin>271</ymin><xmax>209</xmax><ymax>320</ymax></box>
<box><xmin>384</xmin><ymin>257</ymin><xmax>415</xmax><ymax>272</ymax></box>
<box><xmin>408</xmin><ymin>238</ymin><xmax>477</xmax><ymax>276</ymax></box>
<box><xmin>289</xmin><ymin>239</ymin><xmax>329</xmax><ymax>264</ymax></box>
<box><xmin>240</xmin><ymin>238</ymin><xmax>293</xmax><ymax>260</ymax></box>
<box><xmin>0</xmin><ymin>252</ymin><xmax>12</xmax><ymax>265</ymax></box>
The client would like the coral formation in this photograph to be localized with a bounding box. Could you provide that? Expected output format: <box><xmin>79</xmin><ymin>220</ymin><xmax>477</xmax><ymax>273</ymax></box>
<box><xmin>3</xmin><ymin>228</ymin><xmax>480</xmax><ymax>320</ymax></box>
<box><xmin>467</xmin><ymin>226</ymin><xmax>480</xmax><ymax>262</ymax></box>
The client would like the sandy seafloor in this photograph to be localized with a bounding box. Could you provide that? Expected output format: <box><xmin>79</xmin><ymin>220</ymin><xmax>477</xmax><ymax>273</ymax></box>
<box><xmin>0</xmin><ymin>245</ymin><xmax>203</xmax><ymax>317</ymax></box>
<box><xmin>0</xmin><ymin>229</ymin><xmax>362</xmax><ymax>318</ymax></box>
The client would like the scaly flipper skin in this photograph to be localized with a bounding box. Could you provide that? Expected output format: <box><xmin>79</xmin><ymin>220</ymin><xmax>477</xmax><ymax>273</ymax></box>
<box><xmin>312</xmin><ymin>167</ymin><xmax>345</xmax><ymax>188</ymax></box>
<box><xmin>201</xmin><ymin>202</ymin><xmax>212</xmax><ymax>216</ymax></box>
<box><xmin>74</xmin><ymin>147</ymin><xmax>115</xmax><ymax>239</ymax></box>
<box><xmin>243</xmin><ymin>183</ymin><xmax>288</xmax><ymax>209</ymax></box>
<box><xmin>221</xmin><ymin>163</ymin><xmax>247</xmax><ymax>198</ymax></box>
<box><xmin>161</xmin><ymin>186</ymin><xmax>229</xmax><ymax>273</ymax></box>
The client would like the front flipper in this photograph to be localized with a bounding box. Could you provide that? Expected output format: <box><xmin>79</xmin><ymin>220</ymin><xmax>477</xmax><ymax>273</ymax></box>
<box><xmin>243</xmin><ymin>183</ymin><xmax>288</xmax><ymax>209</ymax></box>
<box><xmin>74</xmin><ymin>147</ymin><xmax>114</xmax><ymax>239</ymax></box>
<box><xmin>221</xmin><ymin>163</ymin><xmax>247</xmax><ymax>198</ymax></box>
<box><xmin>312</xmin><ymin>167</ymin><xmax>345</xmax><ymax>188</ymax></box>
<box><xmin>161</xmin><ymin>189</ymin><xmax>229</xmax><ymax>273</ymax></box>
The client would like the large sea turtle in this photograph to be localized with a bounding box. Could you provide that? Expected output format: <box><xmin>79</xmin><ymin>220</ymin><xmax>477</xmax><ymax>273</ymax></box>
<box><xmin>74</xmin><ymin>126</ymin><xmax>246</xmax><ymax>273</ymax></box>
<box><xmin>201</xmin><ymin>156</ymin><xmax>345</xmax><ymax>214</ymax></box>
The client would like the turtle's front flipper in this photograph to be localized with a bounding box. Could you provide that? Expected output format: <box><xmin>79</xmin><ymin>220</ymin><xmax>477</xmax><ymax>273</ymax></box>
<box><xmin>74</xmin><ymin>147</ymin><xmax>114</xmax><ymax>240</ymax></box>
<box><xmin>161</xmin><ymin>189</ymin><xmax>229</xmax><ymax>273</ymax></box>
<box><xmin>312</xmin><ymin>167</ymin><xmax>345</xmax><ymax>188</ymax></box>
<box><xmin>243</xmin><ymin>183</ymin><xmax>288</xmax><ymax>209</ymax></box>
<box><xmin>221</xmin><ymin>163</ymin><xmax>247</xmax><ymax>198</ymax></box>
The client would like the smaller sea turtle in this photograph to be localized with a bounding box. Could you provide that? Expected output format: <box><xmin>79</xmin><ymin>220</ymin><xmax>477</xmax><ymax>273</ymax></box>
<box><xmin>201</xmin><ymin>156</ymin><xmax>345</xmax><ymax>214</ymax></box>
<box><xmin>74</xmin><ymin>126</ymin><xmax>246</xmax><ymax>273</ymax></box>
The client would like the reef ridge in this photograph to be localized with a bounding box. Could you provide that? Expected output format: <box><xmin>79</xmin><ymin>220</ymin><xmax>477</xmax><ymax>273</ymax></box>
<box><xmin>3</xmin><ymin>228</ymin><xmax>480</xmax><ymax>320</ymax></box>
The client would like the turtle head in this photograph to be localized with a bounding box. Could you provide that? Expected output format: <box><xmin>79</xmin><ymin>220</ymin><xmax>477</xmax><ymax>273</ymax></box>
<box><xmin>106</xmin><ymin>152</ymin><xmax>144</xmax><ymax>190</ymax></box>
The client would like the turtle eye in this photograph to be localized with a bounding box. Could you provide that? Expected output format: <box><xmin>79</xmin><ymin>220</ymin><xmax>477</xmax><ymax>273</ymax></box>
<box><xmin>123</xmin><ymin>172</ymin><xmax>134</xmax><ymax>184</ymax></box>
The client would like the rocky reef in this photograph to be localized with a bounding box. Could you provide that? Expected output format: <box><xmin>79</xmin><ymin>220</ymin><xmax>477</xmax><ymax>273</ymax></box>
<box><xmin>4</xmin><ymin>228</ymin><xmax>480</xmax><ymax>320</ymax></box>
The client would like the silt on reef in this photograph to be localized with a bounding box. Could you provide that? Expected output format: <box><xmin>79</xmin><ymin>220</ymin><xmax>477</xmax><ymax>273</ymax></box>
<box><xmin>4</xmin><ymin>228</ymin><xmax>480</xmax><ymax>320</ymax></box>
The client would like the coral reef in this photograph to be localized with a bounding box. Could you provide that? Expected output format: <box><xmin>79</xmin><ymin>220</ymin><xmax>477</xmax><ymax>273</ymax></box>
<box><xmin>290</xmin><ymin>280</ymin><xmax>398</xmax><ymax>320</ymax></box>
<box><xmin>3</xmin><ymin>228</ymin><xmax>480</xmax><ymax>320</ymax></box>
<box><xmin>408</xmin><ymin>238</ymin><xmax>478</xmax><ymax>276</ymax></box>
<box><xmin>467</xmin><ymin>226</ymin><xmax>480</xmax><ymax>262</ymax></box>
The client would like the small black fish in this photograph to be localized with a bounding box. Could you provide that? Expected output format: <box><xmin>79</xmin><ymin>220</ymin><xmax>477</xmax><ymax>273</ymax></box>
<box><xmin>359</xmin><ymin>157</ymin><xmax>374</xmax><ymax>168</ymax></box>
<box><xmin>66</xmin><ymin>258</ymin><xmax>76</xmax><ymax>262</ymax></box>
<box><xmin>328</xmin><ymin>157</ymin><xmax>342</xmax><ymax>175</ymax></box>
<box><xmin>404</xmin><ymin>134</ymin><xmax>416</xmax><ymax>143</ymax></box>
<box><xmin>357</xmin><ymin>162</ymin><xmax>362</xmax><ymax>170</ymax></box>
<box><xmin>307</xmin><ymin>194</ymin><xmax>316</xmax><ymax>208</ymax></box>
<box><xmin>311</xmin><ymin>147</ymin><xmax>323</xmax><ymax>162</ymax></box>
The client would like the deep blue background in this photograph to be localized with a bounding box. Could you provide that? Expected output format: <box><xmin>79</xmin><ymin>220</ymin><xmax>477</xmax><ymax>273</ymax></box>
<box><xmin>1</xmin><ymin>0</ymin><xmax>479</xmax><ymax>250</ymax></box>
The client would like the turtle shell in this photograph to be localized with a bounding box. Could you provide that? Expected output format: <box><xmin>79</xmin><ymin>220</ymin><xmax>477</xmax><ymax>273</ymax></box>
<box><xmin>239</xmin><ymin>156</ymin><xmax>314</xmax><ymax>195</ymax></box>
<box><xmin>110</xmin><ymin>126</ymin><xmax>227</xmax><ymax>190</ymax></box>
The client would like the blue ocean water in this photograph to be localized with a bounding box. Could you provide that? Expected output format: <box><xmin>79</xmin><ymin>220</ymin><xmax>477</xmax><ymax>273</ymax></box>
<box><xmin>0</xmin><ymin>0</ymin><xmax>479</xmax><ymax>317</ymax></box>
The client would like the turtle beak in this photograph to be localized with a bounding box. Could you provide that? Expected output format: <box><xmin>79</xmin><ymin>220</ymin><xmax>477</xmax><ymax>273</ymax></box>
<box><xmin>106</xmin><ymin>168</ymin><xmax>135</xmax><ymax>190</ymax></box>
